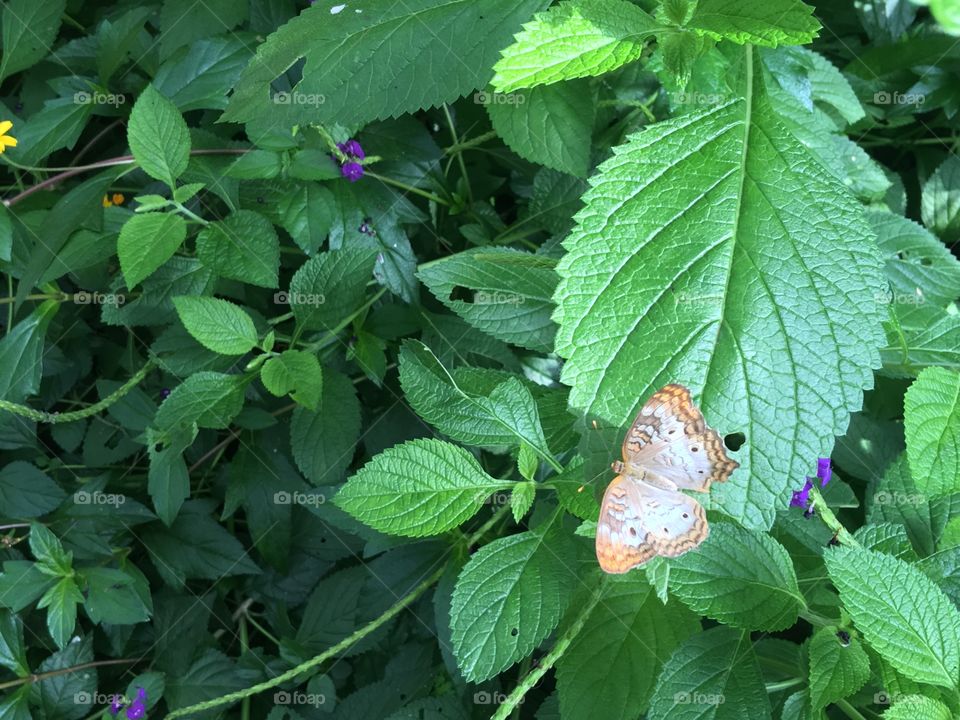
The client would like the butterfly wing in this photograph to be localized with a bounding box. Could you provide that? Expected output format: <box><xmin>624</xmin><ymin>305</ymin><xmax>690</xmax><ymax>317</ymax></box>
<box><xmin>621</xmin><ymin>384</ymin><xmax>739</xmax><ymax>492</ymax></box>
<box><xmin>596</xmin><ymin>474</ymin><xmax>709</xmax><ymax>573</ymax></box>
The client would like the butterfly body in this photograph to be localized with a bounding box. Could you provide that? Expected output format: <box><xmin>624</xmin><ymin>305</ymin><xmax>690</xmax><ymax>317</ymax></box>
<box><xmin>595</xmin><ymin>384</ymin><xmax>739</xmax><ymax>574</ymax></box>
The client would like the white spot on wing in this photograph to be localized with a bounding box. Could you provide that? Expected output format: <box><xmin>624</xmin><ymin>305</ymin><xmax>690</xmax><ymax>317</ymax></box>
<box><xmin>331</xmin><ymin>4</ymin><xmax>346</xmax><ymax>13</ymax></box>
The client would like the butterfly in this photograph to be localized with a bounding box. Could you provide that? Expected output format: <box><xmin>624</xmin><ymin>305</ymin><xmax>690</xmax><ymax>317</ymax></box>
<box><xmin>595</xmin><ymin>384</ymin><xmax>739</xmax><ymax>574</ymax></box>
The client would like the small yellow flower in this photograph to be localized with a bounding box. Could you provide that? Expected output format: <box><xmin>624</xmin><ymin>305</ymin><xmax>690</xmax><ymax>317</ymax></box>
<box><xmin>0</xmin><ymin>121</ymin><xmax>17</xmax><ymax>153</ymax></box>
<box><xmin>102</xmin><ymin>195</ymin><xmax>113</xmax><ymax>208</ymax></box>
<box><xmin>111</xmin><ymin>193</ymin><xmax>125</xmax><ymax>205</ymax></box>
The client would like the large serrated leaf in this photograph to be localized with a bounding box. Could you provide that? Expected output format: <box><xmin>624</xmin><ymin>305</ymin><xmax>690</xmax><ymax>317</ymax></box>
<box><xmin>554</xmin><ymin>48</ymin><xmax>884</xmax><ymax>529</ymax></box>
<box><xmin>223</xmin><ymin>0</ymin><xmax>550</xmax><ymax>127</ymax></box>
<box><xmin>824</xmin><ymin>545</ymin><xmax>960</xmax><ymax>689</ymax></box>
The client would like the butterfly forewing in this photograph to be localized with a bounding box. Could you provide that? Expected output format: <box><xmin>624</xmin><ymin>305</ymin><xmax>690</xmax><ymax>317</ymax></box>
<box><xmin>621</xmin><ymin>384</ymin><xmax>739</xmax><ymax>491</ymax></box>
<box><xmin>596</xmin><ymin>383</ymin><xmax>739</xmax><ymax>573</ymax></box>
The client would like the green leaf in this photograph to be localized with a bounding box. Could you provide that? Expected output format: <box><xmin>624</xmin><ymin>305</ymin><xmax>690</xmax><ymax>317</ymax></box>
<box><xmin>647</xmin><ymin>626</ymin><xmax>770</xmax><ymax>719</ymax></box>
<box><xmin>127</xmin><ymin>84</ymin><xmax>191</xmax><ymax>188</ymax></box>
<box><xmin>336</xmin><ymin>438</ymin><xmax>512</xmax><ymax>537</ymax></box>
<box><xmin>556</xmin><ymin>576</ymin><xmax>699</xmax><ymax>719</ymax></box>
<box><xmin>290</xmin><ymin>368</ymin><xmax>361</xmax><ymax>485</ymax></box>
<box><xmin>81</xmin><ymin>567</ymin><xmax>152</xmax><ymax>625</ymax></box>
<box><xmin>158</xmin><ymin>0</ymin><xmax>247</xmax><ymax>59</ymax></box>
<box><xmin>173</xmin><ymin>296</ymin><xmax>259</xmax><ymax>356</ymax></box>
<box><xmin>487</xmin><ymin>79</ymin><xmax>595</xmax><ymax>176</ymax></box>
<box><xmin>29</xmin><ymin>523</ymin><xmax>71</xmax><ymax>575</ymax></box>
<box><xmin>686</xmin><ymin>0</ymin><xmax>819</xmax><ymax>46</ymax></box>
<box><xmin>0</xmin><ymin>562</ymin><xmax>55</xmax><ymax>612</ymax></box>
<box><xmin>261</xmin><ymin>350</ymin><xmax>323</xmax><ymax>410</ymax></box>
<box><xmin>669</xmin><ymin>521</ymin><xmax>803</xmax><ymax>630</ymax></box>
<box><xmin>399</xmin><ymin>341</ymin><xmax>552</xmax><ymax>458</ymax></box>
<box><xmin>196</xmin><ymin>209</ymin><xmax>279</xmax><ymax>288</ymax></box>
<box><xmin>0</xmin><ymin>611</ymin><xmax>28</xmax><ymax>677</ymax></box>
<box><xmin>118</xmin><ymin>212</ymin><xmax>188</xmax><ymax>289</ymax></box>
<box><xmin>36</xmin><ymin>577</ymin><xmax>83</xmax><ymax>648</ymax></box>
<box><xmin>554</xmin><ymin>49</ymin><xmax>884</xmax><ymax>529</ymax></box>
<box><xmin>224</xmin><ymin>0</ymin><xmax>551</xmax><ymax>127</ymax></box>
<box><xmin>824</xmin><ymin>545</ymin><xmax>960</xmax><ymax>689</ymax></box>
<box><xmin>30</xmin><ymin>635</ymin><xmax>95</xmax><ymax>719</ymax></box>
<box><xmin>922</xmin><ymin>155</ymin><xmax>960</xmax><ymax>242</ymax></box>
<box><xmin>5</xmin><ymin>98</ymin><xmax>92</xmax><ymax>166</ymax></box>
<box><xmin>140</xmin><ymin>501</ymin><xmax>260</xmax><ymax>588</ymax></box>
<box><xmin>491</xmin><ymin>0</ymin><xmax>660</xmax><ymax>93</ymax></box>
<box><xmin>0</xmin><ymin>0</ymin><xmax>66</xmax><ymax>83</ymax></box>
<box><xmin>882</xmin><ymin>696</ymin><xmax>953</xmax><ymax>719</ymax></box>
<box><xmin>154</xmin><ymin>37</ymin><xmax>250</xmax><ymax>112</ymax></box>
<box><xmin>418</xmin><ymin>248</ymin><xmax>559</xmax><ymax>353</ymax></box>
<box><xmin>904</xmin><ymin>367</ymin><xmax>960</xmax><ymax>497</ymax></box>
<box><xmin>154</xmin><ymin>371</ymin><xmax>247</xmax><ymax>434</ymax></box>
<box><xmin>147</xmin><ymin>427</ymin><xmax>194</xmax><ymax>525</ymax></box>
<box><xmin>288</xmin><ymin>248</ymin><xmax>376</xmax><ymax>331</ymax></box>
<box><xmin>450</xmin><ymin>515</ymin><xmax>574</xmax><ymax>682</ymax></box>
<box><xmin>807</xmin><ymin>626</ymin><xmax>871</xmax><ymax>709</ymax></box>
<box><xmin>0</xmin><ymin>462</ymin><xmax>65</xmax><ymax>518</ymax></box>
<box><xmin>510</xmin><ymin>481</ymin><xmax>536</xmax><ymax>522</ymax></box>
<box><xmin>870</xmin><ymin>209</ymin><xmax>960</xmax><ymax>307</ymax></box>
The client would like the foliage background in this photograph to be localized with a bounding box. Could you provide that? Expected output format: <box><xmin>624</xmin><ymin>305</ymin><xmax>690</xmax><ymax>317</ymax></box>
<box><xmin>0</xmin><ymin>0</ymin><xmax>959</xmax><ymax>719</ymax></box>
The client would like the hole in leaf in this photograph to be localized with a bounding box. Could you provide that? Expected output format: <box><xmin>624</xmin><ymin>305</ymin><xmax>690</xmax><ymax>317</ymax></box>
<box><xmin>724</xmin><ymin>432</ymin><xmax>746</xmax><ymax>451</ymax></box>
<box><xmin>449</xmin><ymin>286</ymin><xmax>474</xmax><ymax>303</ymax></box>
<box><xmin>510</xmin><ymin>628</ymin><xmax>518</xmax><ymax>636</ymax></box>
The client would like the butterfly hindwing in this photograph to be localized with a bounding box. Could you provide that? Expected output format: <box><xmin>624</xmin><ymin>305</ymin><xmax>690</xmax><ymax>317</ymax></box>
<box><xmin>621</xmin><ymin>384</ymin><xmax>739</xmax><ymax>492</ymax></box>
<box><xmin>596</xmin><ymin>474</ymin><xmax>708</xmax><ymax>573</ymax></box>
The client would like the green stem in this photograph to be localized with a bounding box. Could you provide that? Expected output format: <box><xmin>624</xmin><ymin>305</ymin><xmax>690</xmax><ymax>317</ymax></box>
<box><xmin>491</xmin><ymin>582</ymin><xmax>604</xmax><ymax>720</ymax></box>
<box><xmin>764</xmin><ymin>677</ymin><xmax>804</xmax><ymax>693</ymax></box>
<box><xmin>0</xmin><ymin>659</ymin><xmax>135</xmax><ymax>691</ymax></box>
<box><xmin>363</xmin><ymin>171</ymin><xmax>448</xmax><ymax>205</ymax></box>
<box><xmin>444</xmin><ymin>130</ymin><xmax>497</xmax><ymax>155</ymax></box>
<box><xmin>165</xmin><ymin>566</ymin><xmax>445</xmax><ymax>719</ymax></box>
<box><xmin>174</xmin><ymin>202</ymin><xmax>208</xmax><ymax>225</ymax></box>
<box><xmin>836</xmin><ymin>698</ymin><xmax>869</xmax><ymax>720</ymax></box>
<box><xmin>442</xmin><ymin>104</ymin><xmax>473</xmax><ymax>205</ymax></box>
<box><xmin>807</xmin><ymin>484</ymin><xmax>860</xmax><ymax>548</ymax></box>
<box><xmin>0</xmin><ymin>360</ymin><xmax>155</xmax><ymax>423</ymax></box>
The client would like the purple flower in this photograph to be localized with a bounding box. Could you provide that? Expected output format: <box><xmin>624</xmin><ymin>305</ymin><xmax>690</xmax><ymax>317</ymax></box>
<box><xmin>109</xmin><ymin>697</ymin><xmax>124</xmax><ymax>716</ymax></box>
<box><xmin>337</xmin><ymin>139</ymin><xmax>365</xmax><ymax>160</ymax></box>
<box><xmin>125</xmin><ymin>688</ymin><xmax>146</xmax><ymax>720</ymax></box>
<box><xmin>341</xmin><ymin>162</ymin><xmax>364</xmax><ymax>182</ymax></box>
<box><xmin>817</xmin><ymin>457</ymin><xmax>831</xmax><ymax>488</ymax></box>
<box><xmin>160</xmin><ymin>388</ymin><xmax>171</xmax><ymax>400</ymax></box>
<box><xmin>790</xmin><ymin>479</ymin><xmax>813</xmax><ymax>508</ymax></box>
